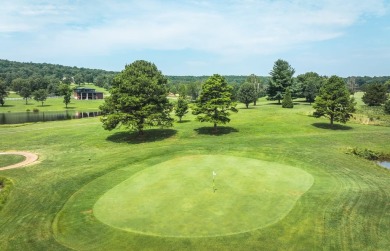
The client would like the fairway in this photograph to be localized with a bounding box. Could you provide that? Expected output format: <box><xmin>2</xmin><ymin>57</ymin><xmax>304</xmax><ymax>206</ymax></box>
<box><xmin>94</xmin><ymin>155</ymin><xmax>313</xmax><ymax>237</ymax></box>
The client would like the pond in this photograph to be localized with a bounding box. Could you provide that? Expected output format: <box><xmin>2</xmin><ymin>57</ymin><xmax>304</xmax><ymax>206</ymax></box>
<box><xmin>0</xmin><ymin>110</ymin><xmax>101</xmax><ymax>124</ymax></box>
<box><xmin>378</xmin><ymin>161</ymin><xmax>390</xmax><ymax>169</ymax></box>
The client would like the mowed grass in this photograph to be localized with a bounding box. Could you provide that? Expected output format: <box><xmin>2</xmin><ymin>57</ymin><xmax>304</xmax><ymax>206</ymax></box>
<box><xmin>0</xmin><ymin>97</ymin><xmax>389</xmax><ymax>250</ymax></box>
<box><xmin>93</xmin><ymin>155</ymin><xmax>313</xmax><ymax>237</ymax></box>
<box><xmin>0</xmin><ymin>154</ymin><xmax>26</xmax><ymax>168</ymax></box>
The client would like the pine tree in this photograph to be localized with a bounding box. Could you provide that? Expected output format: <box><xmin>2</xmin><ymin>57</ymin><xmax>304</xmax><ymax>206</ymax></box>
<box><xmin>192</xmin><ymin>74</ymin><xmax>237</xmax><ymax>132</ymax></box>
<box><xmin>175</xmin><ymin>95</ymin><xmax>189</xmax><ymax>122</ymax></box>
<box><xmin>282</xmin><ymin>88</ymin><xmax>294</xmax><ymax>108</ymax></box>
<box><xmin>313</xmin><ymin>75</ymin><xmax>356</xmax><ymax>125</ymax></box>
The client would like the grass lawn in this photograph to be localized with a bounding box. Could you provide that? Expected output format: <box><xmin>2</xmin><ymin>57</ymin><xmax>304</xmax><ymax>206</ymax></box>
<box><xmin>0</xmin><ymin>96</ymin><xmax>389</xmax><ymax>250</ymax></box>
<box><xmin>0</xmin><ymin>154</ymin><xmax>26</xmax><ymax>168</ymax></box>
<box><xmin>93</xmin><ymin>155</ymin><xmax>313</xmax><ymax>237</ymax></box>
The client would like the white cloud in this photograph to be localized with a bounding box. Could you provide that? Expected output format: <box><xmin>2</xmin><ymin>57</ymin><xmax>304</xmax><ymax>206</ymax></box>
<box><xmin>1</xmin><ymin>0</ymin><xmax>389</xmax><ymax>61</ymax></box>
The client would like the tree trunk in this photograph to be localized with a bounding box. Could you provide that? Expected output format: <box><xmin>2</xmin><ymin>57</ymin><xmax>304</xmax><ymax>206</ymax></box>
<box><xmin>253</xmin><ymin>100</ymin><xmax>257</xmax><ymax>106</ymax></box>
<box><xmin>330</xmin><ymin>115</ymin><xmax>334</xmax><ymax>126</ymax></box>
<box><xmin>213</xmin><ymin>122</ymin><xmax>217</xmax><ymax>133</ymax></box>
<box><xmin>246</xmin><ymin>103</ymin><xmax>249</xmax><ymax>108</ymax></box>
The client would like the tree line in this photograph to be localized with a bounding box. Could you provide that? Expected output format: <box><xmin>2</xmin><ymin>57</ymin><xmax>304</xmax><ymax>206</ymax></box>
<box><xmin>100</xmin><ymin>60</ymin><xmax>390</xmax><ymax>136</ymax></box>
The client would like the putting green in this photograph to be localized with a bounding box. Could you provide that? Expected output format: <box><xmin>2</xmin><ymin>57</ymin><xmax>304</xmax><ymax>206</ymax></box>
<box><xmin>94</xmin><ymin>155</ymin><xmax>313</xmax><ymax>237</ymax></box>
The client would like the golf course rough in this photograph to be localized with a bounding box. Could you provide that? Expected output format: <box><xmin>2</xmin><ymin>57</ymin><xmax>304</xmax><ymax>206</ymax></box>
<box><xmin>93</xmin><ymin>155</ymin><xmax>314</xmax><ymax>237</ymax></box>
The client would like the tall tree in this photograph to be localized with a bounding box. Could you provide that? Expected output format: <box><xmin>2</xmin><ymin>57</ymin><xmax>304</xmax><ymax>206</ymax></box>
<box><xmin>192</xmin><ymin>74</ymin><xmax>237</xmax><ymax>131</ymax></box>
<box><xmin>175</xmin><ymin>94</ymin><xmax>189</xmax><ymax>122</ymax></box>
<box><xmin>246</xmin><ymin>74</ymin><xmax>263</xmax><ymax>105</ymax></box>
<box><xmin>238</xmin><ymin>82</ymin><xmax>257</xmax><ymax>108</ymax></box>
<box><xmin>362</xmin><ymin>83</ymin><xmax>388</xmax><ymax>106</ymax></box>
<box><xmin>313</xmin><ymin>75</ymin><xmax>356</xmax><ymax>125</ymax></box>
<box><xmin>296</xmin><ymin>72</ymin><xmax>323</xmax><ymax>104</ymax></box>
<box><xmin>20</xmin><ymin>84</ymin><xmax>32</xmax><ymax>104</ymax></box>
<box><xmin>100</xmin><ymin>60</ymin><xmax>173</xmax><ymax>135</ymax></box>
<box><xmin>0</xmin><ymin>81</ymin><xmax>8</xmax><ymax>106</ymax></box>
<box><xmin>58</xmin><ymin>83</ymin><xmax>73</xmax><ymax>108</ymax></box>
<box><xmin>267</xmin><ymin>59</ymin><xmax>295</xmax><ymax>104</ymax></box>
<box><xmin>33</xmin><ymin>89</ymin><xmax>48</xmax><ymax>106</ymax></box>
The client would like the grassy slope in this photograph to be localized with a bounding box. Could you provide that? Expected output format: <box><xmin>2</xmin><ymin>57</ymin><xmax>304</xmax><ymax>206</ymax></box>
<box><xmin>0</xmin><ymin>98</ymin><xmax>389</xmax><ymax>250</ymax></box>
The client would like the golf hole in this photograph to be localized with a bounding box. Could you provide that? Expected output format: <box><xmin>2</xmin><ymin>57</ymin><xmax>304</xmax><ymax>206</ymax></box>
<box><xmin>93</xmin><ymin>155</ymin><xmax>313</xmax><ymax>237</ymax></box>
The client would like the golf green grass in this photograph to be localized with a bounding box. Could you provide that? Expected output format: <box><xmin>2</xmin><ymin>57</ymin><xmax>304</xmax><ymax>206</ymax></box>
<box><xmin>0</xmin><ymin>95</ymin><xmax>389</xmax><ymax>250</ymax></box>
<box><xmin>93</xmin><ymin>155</ymin><xmax>313</xmax><ymax>237</ymax></box>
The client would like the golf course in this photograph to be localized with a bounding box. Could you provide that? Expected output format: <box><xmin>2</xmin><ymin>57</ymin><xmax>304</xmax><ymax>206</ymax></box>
<box><xmin>0</xmin><ymin>96</ymin><xmax>389</xmax><ymax>250</ymax></box>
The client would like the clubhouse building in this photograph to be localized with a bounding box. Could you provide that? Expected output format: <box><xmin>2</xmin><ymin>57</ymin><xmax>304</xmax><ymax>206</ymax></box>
<box><xmin>73</xmin><ymin>87</ymin><xmax>104</xmax><ymax>100</ymax></box>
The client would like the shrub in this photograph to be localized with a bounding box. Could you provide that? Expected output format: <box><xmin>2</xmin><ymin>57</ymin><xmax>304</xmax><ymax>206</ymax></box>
<box><xmin>347</xmin><ymin>147</ymin><xmax>380</xmax><ymax>160</ymax></box>
<box><xmin>33</xmin><ymin>108</ymin><xmax>39</xmax><ymax>113</ymax></box>
<box><xmin>0</xmin><ymin>177</ymin><xmax>14</xmax><ymax>211</ymax></box>
<box><xmin>282</xmin><ymin>88</ymin><xmax>294</xmax><ymax>108</ymax></box>
<box><xmin>384</xmin><ymin>100</ymin><xmax>390</xmax><ymax>114</ymax></box>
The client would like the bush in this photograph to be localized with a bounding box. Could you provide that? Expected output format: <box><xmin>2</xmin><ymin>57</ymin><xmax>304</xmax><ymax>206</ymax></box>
<box><xmin>347</xmin><ymin>147</ymin><xmax>380</xmax><ymax>160</ymax></box>
<box><xmin>0</xmin><ymin>177</ymin><xmax>14</xmax><ymax>211</ymax></box>
<box><xmin>384</xmin><ymin>100</ymin><xmax>390</xmax><ymax>114</ymax></box>
<box><xmin>33</xmin><ymin>108</ymin><xmax>39</xmax><ymax>113</ymax></box>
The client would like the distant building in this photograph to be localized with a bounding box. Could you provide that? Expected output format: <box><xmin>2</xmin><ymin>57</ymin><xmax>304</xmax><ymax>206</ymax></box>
<box><xmin>73</xmin><ymin>87</ymin><xmax>104</xmax><ymax>100</ymax></box>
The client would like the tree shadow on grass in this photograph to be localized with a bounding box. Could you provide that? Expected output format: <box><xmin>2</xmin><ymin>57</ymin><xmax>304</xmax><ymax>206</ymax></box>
<box><xmin>194</xmin><ymin>126</ymin><xmax>239</xmax><ymax>136</ymax></box>
<box><xmin>0</xmin><ymin>105</ymin><xmax>14</xmax><ymax>108</ymax></box>
<box><xmin>312</xmin><ymin>123</ymin><xmax>353</xmax><ymax>130</ymax></box>
<box><xmin>106</xmin><ymin>129</ymin><xmax>177</xmax><ymax>144</ymax></box>
<box><xmin>176</xmin><ymin>120</ymin><xmax>191</xmax><ymax>123</ymax></box>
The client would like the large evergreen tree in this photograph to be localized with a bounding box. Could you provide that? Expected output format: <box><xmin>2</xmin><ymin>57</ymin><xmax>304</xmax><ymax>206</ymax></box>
<box><xmin>192</xmin><ymin>74</ymin><xmax>237</xmax><ymax>132</ymax></box>
<box><xmin>267</xmin><ymin>59</ymin><xmax>295</xmax><ymax>104</ymax></box>
<box><xmin>362</xmin><ymin>83</ymin><xmax>388</xmax><ymax>106</ymax></box>
<box><xmin>313</xmin><ymin>75</ymin><xmax>356</xmax><ymax>125</ymax></box>
<box><xmin>238</xmin><ymin>82</ymin><xmax>257</xmax><ymax>108</ymax></box>
<box><xmin>100</xmin><ymin>60</ymin><xmax>173</xmax><ymax>135</ymax></box>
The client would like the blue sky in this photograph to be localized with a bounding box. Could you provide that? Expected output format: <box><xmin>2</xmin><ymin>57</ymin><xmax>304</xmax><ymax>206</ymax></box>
<box><xmin>1</xmin><ymin>0</ymin><xmax>390</xmax><ymax>76</ymax></box>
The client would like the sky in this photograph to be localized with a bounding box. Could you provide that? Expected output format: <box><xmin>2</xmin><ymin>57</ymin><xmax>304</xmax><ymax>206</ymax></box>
<box><xmin>1</xmin><ymin>0</ymin><xmax>390</xmax><ymax>76</ymax></box>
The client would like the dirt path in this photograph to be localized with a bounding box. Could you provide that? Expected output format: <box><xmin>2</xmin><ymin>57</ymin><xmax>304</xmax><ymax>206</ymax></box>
<box><xmin>0</xmin><ymin>152</ymin><xmax>39</xmax><ymax>171</ymax></box>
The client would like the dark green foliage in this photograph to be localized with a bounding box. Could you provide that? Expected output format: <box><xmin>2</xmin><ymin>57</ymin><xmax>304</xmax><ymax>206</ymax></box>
<box><xmin>192</xmin><ymin>74</ymin><xmax>238</xmax><ymax>131</ymax></box>
<box><xmin>0</xmin><ymin>59</ymin><xmax>115</xmax><ymax>94</ymax></box>
<box><xmin>58</xmin><ymin>83</ymin><xmax>73</xmax><ymax>108</ymax></box>
<box><xmin>384</xmin><ymin>99</ymin><xmax>390</xmax><ymax>114</ymax></box>
<box><xmin>186</xmin><ymin>81</ymin><xmax>202</xmax><ymax>101</ymax></box>
<box><xmin>347</xmin><ymin>147</ymin><xmax>382</xmax><ymax>161</ymax></box>
<box><xmin>282</xmin><ymin>88</ymin><xmax>294</xmax><ymax>108</ymax></box>
<box><xmin>0</xmin><ymin>177</ymin><xmax>13</xmax><ymax>212</ymax></box>
<box><xmin>33</xmin><ymin>89</ymin><xmax>48</xmax><ymax>106</ymax></box>
<box><xmin>238</xmin><ymin>82</ymin><xmax>257</xmax><ymax>108</ymax></box>
<box><xmin>19</xmin><ymin>85</ymin><xmax>32</xmax><ymax>104</ymax></box>
<box><xmin>267</xmin><ymin>59</ymin><xmax>295</xmax><ymax>104</ymax></box>
<box><xmin>362</xmin><ymin>83</ymin><xmax>388</xmax><ymax>106</ymax></box>
<box><xmin>313</xmin><ymin>75</ymin><xmax>356</xmax><ymax>125</ymax></box>
<box><xmin>296</xmin><ymin>72</ymin><xmax>324</xmax><ymax>104</ymax></box>
<box><xmin>100</xmin><ymin>60</ymin><xmax>173</xmax><ymax>135</ymax></box>
<box><xmin>175</xmin><ymin>95</ymin><xmax>189</xmax><ymax>122</ymax></box>
<box><xmin>246</xmin><ymin>74</ymin><xmax>265</xmax><ymax>105</ymax></box>
<box><xmin>0</xmin><ymin>81</ymin><xmax>8</xmax><ymax>106</ymax></box>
